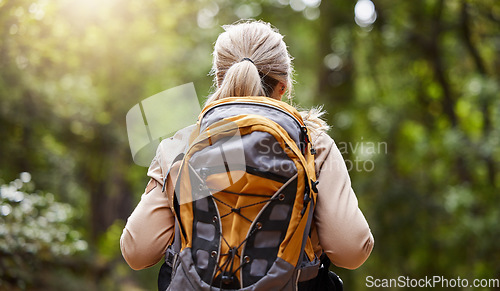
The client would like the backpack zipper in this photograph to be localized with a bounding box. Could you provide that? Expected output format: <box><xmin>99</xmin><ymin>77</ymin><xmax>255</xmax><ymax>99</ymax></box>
<box><xmin>201</xmin><ymin>101</ymin><xmax>310</xmax><ymax>154</ymax></box>
<box><xmin>202</xmin><ymin>101</ymin><xmax>305</xmax><ymax>128</ymax></box>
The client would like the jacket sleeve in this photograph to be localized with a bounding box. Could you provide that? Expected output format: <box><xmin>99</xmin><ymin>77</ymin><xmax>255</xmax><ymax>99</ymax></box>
<box><xmin>120</xmin><ymin>152</ymin><xmax>177</xmax><ymax>270</ymax></box>
<box><xmin>120</xmin><ymin>125</ymin><xmax>194</xmax><ymax>270</ymax></box>
<box><xmin>312</xmin><ymin>132</ymin><xmax>374</xmax><ymax>269</ymax></box>
<box><xmin>120</xmin><ymin>178</ymin><xmax>175</xmax><ymax>270</ymax></box>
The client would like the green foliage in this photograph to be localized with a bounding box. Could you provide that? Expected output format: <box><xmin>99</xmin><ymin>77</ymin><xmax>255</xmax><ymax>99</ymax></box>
<box><xmin>0</xmin><ymin>173</ymin><xmax>88</xmax><ymax>290</ymax></box>
<box><xmin>97</xmin><ymin>220</ymin><xmax>125</xmax><ymax>262</ymax></box>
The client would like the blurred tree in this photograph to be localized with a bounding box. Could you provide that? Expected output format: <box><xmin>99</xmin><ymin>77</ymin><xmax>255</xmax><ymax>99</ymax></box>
<box><xmin>0</xmin><ymin>173</ymin><xmax>89</xmax><ymax>290</ymax></box>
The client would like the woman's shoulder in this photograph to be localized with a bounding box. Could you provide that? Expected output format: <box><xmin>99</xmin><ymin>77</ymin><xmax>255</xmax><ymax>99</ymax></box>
<box><xmin>158</xmin><ymin>125</ymin><xmax>195</xmax><ymax>158</ymax></box>
<box><xmin>309</xmin><ymin>130</ymin><xmax>336</xmax><ymax>176</ymax></box>
<box><xmin>147</xmin><ymin>124</ymin><xmax>196</xmax><ymax>182</ymax></box>
<box><xmin>310</xmin><ymin>129</ymin><xmax>333</xmax><ymax>145</ymax></box>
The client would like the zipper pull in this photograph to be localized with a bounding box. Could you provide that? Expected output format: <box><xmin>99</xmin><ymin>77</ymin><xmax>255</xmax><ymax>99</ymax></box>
<box><xmin>301</xmin><ymin>126</ymin><xmax>310</xmax><ymax>143</ymax></box>
<box><xmin>300</xmin><ymin>126</ymin><xmax>309</xmax><ymax>155</ymax></box>
<box><xmin>301</xmin><ymin>182</ymin><xmax>311</xmax><ymax>216</ymax></box>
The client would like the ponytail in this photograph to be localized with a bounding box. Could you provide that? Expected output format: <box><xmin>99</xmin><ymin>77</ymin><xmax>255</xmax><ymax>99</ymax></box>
<box><xmin>207</xmin><ymin>59</ymin><xmax>265</xmax><ymax>104</ymax></box>
<box><xmin>207</xmin><ymin>20</ymin><xmax>294</xmax><ymax>106</ymax></box>
<box><xmin>206</xmin><ymin>21</ymin><xmax>330</xmax><ymax>134</ymax></box>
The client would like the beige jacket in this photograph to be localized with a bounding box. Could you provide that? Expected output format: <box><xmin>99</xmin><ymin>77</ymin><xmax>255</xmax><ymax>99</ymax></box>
<box><xmin>120</xmin><ymin>126</ymin><xmax>374</xmax><ymax>271</ymax></box>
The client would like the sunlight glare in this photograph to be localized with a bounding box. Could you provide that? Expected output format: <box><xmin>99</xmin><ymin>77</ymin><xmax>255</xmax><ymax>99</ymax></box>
<box><xmin>302</xmin><ymin>0</ymin><xmax>321</xmax><ymax>8</ymax></box>
<box><xmin>354</xmin><ymin>0</ymin><xmax>377</xmax><ymax>28</ymax></box>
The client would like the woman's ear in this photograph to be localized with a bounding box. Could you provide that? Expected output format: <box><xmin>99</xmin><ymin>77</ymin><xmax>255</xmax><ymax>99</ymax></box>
<box><xmin>279</xmin><ymin>82</ymin><xmax>286</xmax><ymax>95</ymax></box>
<box><xmin>272</xmin><ymin>82</ymin><xmax>287</xmax><ymax>100</ymax></box>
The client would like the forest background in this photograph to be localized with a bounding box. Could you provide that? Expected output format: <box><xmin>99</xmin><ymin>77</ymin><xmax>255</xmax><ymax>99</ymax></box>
<box><xmin>1</xmin><ymin>0</ymin><xmax>499</xmax><ymax>290</ymax></box>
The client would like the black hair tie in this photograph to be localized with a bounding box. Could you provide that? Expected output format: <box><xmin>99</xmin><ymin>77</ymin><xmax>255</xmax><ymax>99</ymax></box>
<box><xmin>240</xmin><ymin>57</ymin><xmax>254</xmax><ymax>64</ymax></box>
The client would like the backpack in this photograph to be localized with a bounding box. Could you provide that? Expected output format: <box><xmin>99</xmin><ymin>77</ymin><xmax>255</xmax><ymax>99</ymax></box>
<box><xmin>162</xmin><ymin>96</ymin><xmax>321</xmax><ymax>290</ymax></box>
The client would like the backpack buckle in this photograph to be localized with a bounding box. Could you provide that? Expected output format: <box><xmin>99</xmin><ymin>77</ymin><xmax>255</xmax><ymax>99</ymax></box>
<box><xmin>165</xmin><ymin>245</ymin><xmax>177</xmax><ymax>268</ymax></box>
<box><xmin>311</xmin><ymin>180</ymin><xmax>319</xmax><ymax>193</ymax></box>
<box><xmin>301</xmin><ymin>192</ymin><xmax>311</xmax><ymax>216</ymax></box>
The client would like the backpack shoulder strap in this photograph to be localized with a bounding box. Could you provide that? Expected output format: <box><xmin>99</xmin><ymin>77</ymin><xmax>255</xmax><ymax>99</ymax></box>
<box><xmin>296</xmin><ymin>194</ymin><xmax>319</xmax><ymax>282</ymax></box>
<box><xmin>161</xmin><ymin>152</ymin><xmax>185</xmax><ymax>193</ymax></box>
<box><xmin>158</xmin><ymin>152</ymin><xmax>186</xmax><ymax>291</ymax></box>
<box><xmin>161</xmin><ymin>152</ymin><xmax>187</xmax><ymax>240</ymax></box>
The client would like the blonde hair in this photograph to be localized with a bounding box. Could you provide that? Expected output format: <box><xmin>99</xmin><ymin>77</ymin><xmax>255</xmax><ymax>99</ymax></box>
<box><xmin>207</xmin><ymin>20</ymin><xmax>293</xmax><ymax>104</ymax></box>
<box><xmin>300</xmin><ymin>106</ymin><xmax>331</xmax><ymax>134</ymax></box>
<box><xmin>206</xmin><ymin>20</ymin><xmax>329</xmax><ymax>134</ymax></box>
